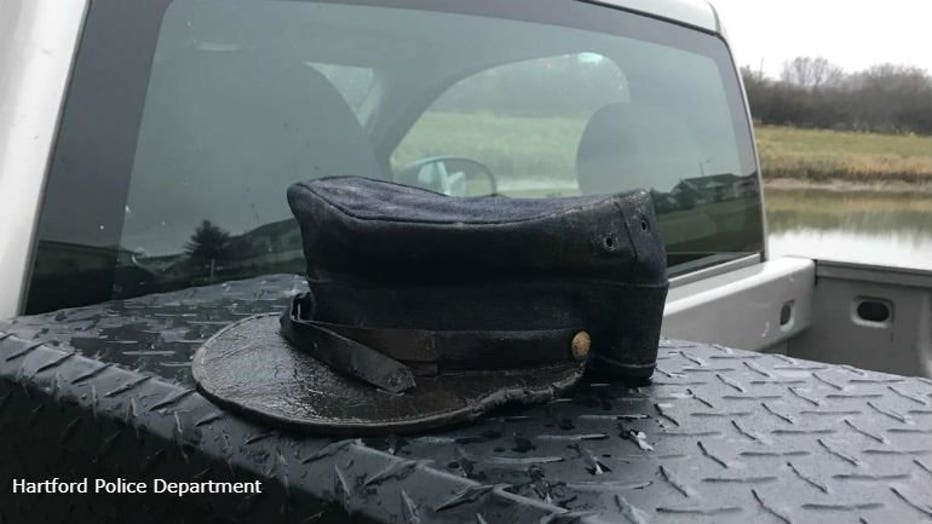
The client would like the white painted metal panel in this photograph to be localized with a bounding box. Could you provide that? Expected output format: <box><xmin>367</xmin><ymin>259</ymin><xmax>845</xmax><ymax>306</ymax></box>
<box><xmin>0</xmin><ymin>0</ymin><xmax>88</xmax><ymax>318</ymax></box>
<box><xmin>663</xmin><ymin>256</ymin><xmax>816</xmax><ymax>350</ymax></box>
<box><xmin>582</xmin><ymin>0</ymin><xmax>719</xmax><ymax>32</ymax></box>
<box><xmin>789</xmin><ymin>261</ymin><xmax>932</xmax><ymax>377</ymax></box>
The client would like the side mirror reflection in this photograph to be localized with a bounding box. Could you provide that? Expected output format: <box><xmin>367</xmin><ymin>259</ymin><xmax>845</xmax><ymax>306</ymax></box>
<box><xmin>396</xmin><ymin>156</ymin><xmax>498</xmax><ymax>197</ymax></box>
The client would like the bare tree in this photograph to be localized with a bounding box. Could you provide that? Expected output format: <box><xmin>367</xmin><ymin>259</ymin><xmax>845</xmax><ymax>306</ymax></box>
<box><xmin>780</xmin><ymin>57</ymin><xmax>844</xmax><ymax>90</ymax></box>
<box><xmin>748</xmin><ymin>57</ymin><xmax>932</xmax><ymax>135</ymax></box>
<box><xmin>850</xmin><ymin>64</ymin><xmax>932</xmax><ymax>133</ymax></box>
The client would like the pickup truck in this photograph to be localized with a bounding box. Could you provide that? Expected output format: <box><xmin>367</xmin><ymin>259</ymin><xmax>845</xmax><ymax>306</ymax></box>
<box><xmin>1</xmin><ymin>0</ymin><xmax>931</xmax><ymax>522</ymax></box>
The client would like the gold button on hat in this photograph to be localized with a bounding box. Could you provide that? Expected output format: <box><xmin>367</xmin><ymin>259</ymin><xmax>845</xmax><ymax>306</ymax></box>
<box><xmin>571</xmin><ymin>331</ymin><xmax>591</xmax><ymax>361</ymax></box>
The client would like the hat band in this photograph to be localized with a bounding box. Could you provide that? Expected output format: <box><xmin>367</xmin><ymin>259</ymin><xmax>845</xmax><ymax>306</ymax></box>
<box><xmin>279</xmin><ymin>293</ymin><xmax>585</xmax><ymax>393</ymax></box>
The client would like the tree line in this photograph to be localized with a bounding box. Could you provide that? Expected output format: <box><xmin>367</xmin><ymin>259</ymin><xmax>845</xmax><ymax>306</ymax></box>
<box><xmin>742</xmin><ymin>57</ymin><xmax>932</xmax><ymax>135</ymax></box>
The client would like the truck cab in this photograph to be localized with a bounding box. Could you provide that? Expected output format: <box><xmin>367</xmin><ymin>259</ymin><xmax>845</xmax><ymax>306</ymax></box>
<box><xmin>2</xmin><ymin>0</ymin><xmax>931</xmax><ymax>522</ymax></box>
<box><xmin>4</xmin><ymin>0</ymin><xmax>930</xmax><ymax>377</ymax></box>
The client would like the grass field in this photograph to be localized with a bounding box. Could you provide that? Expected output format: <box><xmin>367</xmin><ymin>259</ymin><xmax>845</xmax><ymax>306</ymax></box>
<box><xmin>392</xmin><ymin>111</ymin><xmax>587</xmax><ymax>186</ymax></box>
<box><xmin>391</xmin><ymin>111</ymin><xmax>932</xmax><ymax>190</ymax></box>
<box><xmin>756</xmin><ymin>125</ymin><xmax>932</xmax><ymax>186</ymax></box>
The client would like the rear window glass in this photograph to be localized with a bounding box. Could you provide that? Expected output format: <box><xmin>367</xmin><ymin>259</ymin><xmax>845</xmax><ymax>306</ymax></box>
<box><xmin>25</xmin><ymin>0</ymin><xmax>762</xmax><ymax>314</ymax></box>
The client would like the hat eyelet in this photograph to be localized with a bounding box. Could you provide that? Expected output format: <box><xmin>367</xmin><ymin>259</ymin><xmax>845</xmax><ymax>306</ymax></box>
<box><xmin>602</xmin><ymin>235</ymin><xmax>617</xmax><ymax>252</ymax></box>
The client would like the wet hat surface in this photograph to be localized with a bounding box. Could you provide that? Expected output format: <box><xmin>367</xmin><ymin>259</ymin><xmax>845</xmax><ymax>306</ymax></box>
<box><xmin>193</xmin><ymin>177</ymin><xmax>667</xmax><ymax>435</ymax></box>
<box><xmin>193</xmin><ymin>314</ymin><xmax>583</xmax><ymax>435</ymax></box>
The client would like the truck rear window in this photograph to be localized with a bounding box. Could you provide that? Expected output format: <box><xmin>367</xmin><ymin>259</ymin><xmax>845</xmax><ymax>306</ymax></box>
<box><xmin>25</xmin><ymin>0</ymin><xmax>763</xmax><ymax>314</ymax></box>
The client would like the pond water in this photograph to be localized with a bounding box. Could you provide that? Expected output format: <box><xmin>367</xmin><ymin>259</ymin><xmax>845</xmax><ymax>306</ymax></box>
<box><xmin>765</xmin><ymin>187</ymin><xmax>932</xmax><ymax>271</ymax></box>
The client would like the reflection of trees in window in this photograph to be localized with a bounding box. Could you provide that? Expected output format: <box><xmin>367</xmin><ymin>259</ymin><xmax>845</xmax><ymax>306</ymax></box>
<box><xmin>172</xmin><ymin>218</ymin><xmax>304</xmax><ymax>285</ymax></box>
<box><xmin>184</xmin><ymin>220</ymin><xmax>231</xmax><ymax>280</ymax></box>
<box><xmin>121</xmin><ymin>218</ymin><xmax>302</xmax><ymax>297</ymax></box>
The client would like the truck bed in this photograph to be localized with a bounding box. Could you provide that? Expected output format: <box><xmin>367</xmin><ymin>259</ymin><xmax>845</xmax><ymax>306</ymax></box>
<box><xmin>2</xmin><ymin>275</ymin><xmax>931</xmax><ymax>523</ymax></box>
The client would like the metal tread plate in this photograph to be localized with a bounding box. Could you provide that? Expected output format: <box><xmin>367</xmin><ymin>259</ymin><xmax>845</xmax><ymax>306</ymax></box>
<box><xmin>1</xmin><ymin>275</ymin><xmax>931</xmax><ymax>523</ymax></box>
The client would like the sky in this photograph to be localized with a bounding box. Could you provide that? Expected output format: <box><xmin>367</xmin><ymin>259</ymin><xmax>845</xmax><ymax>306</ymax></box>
<box><xmin>709</xmin><ymin>0</ymin><xmax>932</xmax><ymax>78</ymax></box>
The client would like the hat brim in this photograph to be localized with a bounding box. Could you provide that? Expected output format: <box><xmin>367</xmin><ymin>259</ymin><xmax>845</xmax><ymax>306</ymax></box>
<box><xmin>192</xmin><ymin>314</ymin><xmax>584</xmax><ymax>435</ymax></box>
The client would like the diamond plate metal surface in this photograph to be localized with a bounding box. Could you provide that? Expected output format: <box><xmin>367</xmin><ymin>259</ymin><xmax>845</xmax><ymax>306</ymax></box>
<box><xmin>2</xmin><ymin>275</ymin><xmax>931</xmax><ymax>523</ymax></box>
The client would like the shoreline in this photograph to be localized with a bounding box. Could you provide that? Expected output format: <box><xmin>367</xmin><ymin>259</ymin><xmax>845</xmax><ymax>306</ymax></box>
<box><xmin>763</xmin><ymin>176</ymin><xmax>932</xmax><ymax>195</ymax></box>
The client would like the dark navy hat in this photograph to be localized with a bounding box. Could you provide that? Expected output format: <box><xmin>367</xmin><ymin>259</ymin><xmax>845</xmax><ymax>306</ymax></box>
<box><xmin>193</xmin><ymin>177</ymin><xmax>667</xmax><ymax>434</ymax></box>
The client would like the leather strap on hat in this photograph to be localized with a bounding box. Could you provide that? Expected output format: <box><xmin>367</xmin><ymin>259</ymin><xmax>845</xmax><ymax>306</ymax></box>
<box><xmin>280</xmin><ymin>293</ymin><xmax>588</xmax><ymax>394</ymax></box>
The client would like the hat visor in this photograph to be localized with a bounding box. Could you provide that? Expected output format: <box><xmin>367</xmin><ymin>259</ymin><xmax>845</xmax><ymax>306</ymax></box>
<box><xmin>192</xmin><ymin>314</ymin><xmax>584</xmax><ymax>435</ymax></box>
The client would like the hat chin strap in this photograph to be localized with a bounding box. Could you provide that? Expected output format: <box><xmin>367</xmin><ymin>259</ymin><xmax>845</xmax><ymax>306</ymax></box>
<box><xmin>280</xmin><ymin>293</ymin><xmax>416</xmax><ymax>394</ymax></box>
<box><xmin>279</xmin><ymin>293</ymin><xmax>587</xmax><ymax>394</ymax></box>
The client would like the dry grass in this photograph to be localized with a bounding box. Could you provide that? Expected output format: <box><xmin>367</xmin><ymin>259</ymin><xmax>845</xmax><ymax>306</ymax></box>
<box><xmin>392</xmin><ymin>112</ymin><xmax>932</xmax><ymax>188</ymax></box>
<box><xmin>766</xmin><ymin>187</ymin><xmax>932</xmax><ymax>214</ymax></box>
<box><xmin>756</xmin><ymin>125</ymin><xmax>932</xmax><ymax>184</ymax></box>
